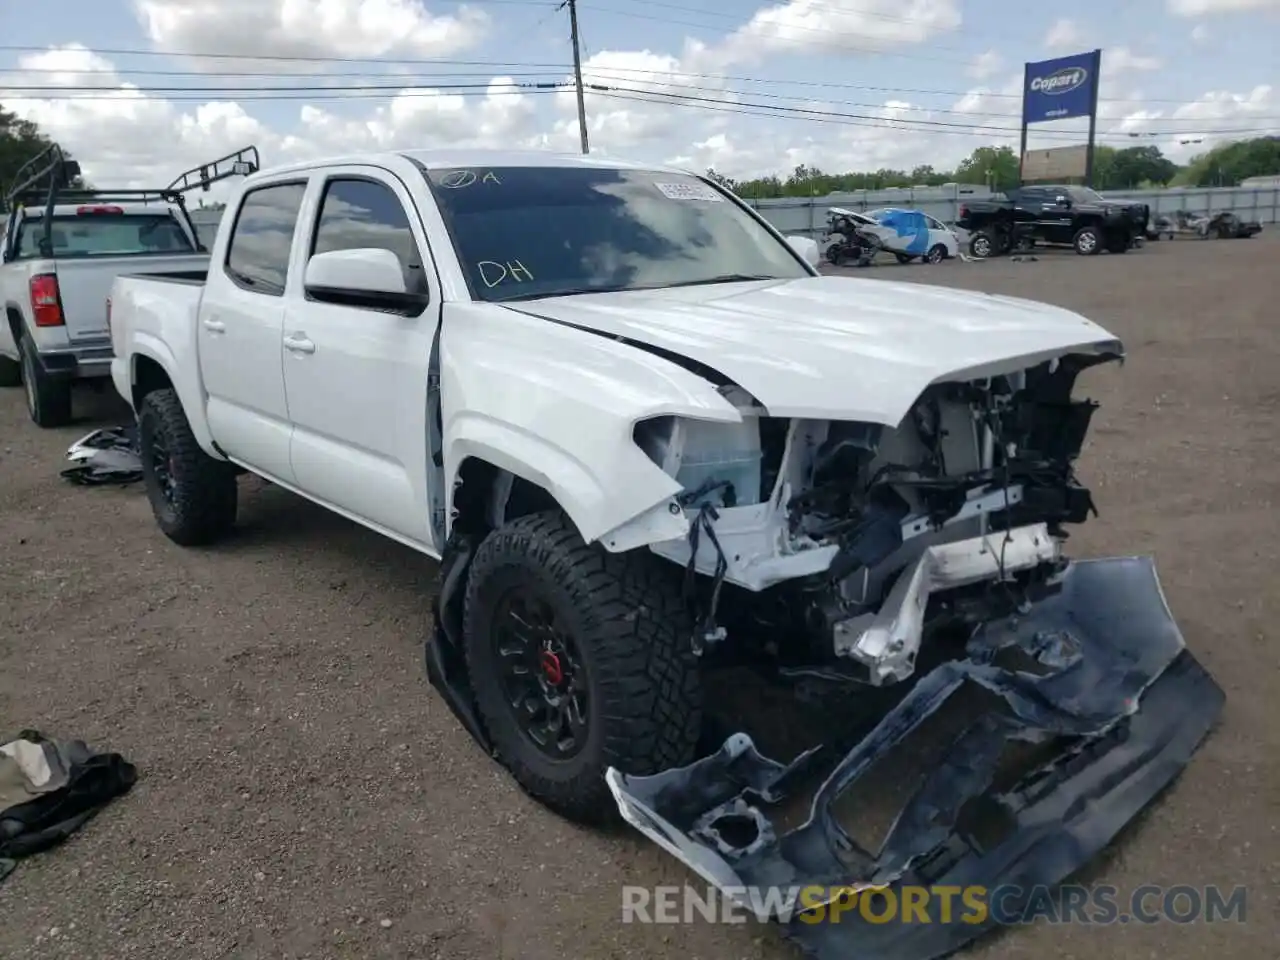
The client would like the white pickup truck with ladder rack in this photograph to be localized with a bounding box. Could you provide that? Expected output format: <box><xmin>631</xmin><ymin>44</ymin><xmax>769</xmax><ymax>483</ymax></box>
<box><xmin>0</xmin><ymin>145</ymin><xmax>259</xmax><ymax>426</ymax></box>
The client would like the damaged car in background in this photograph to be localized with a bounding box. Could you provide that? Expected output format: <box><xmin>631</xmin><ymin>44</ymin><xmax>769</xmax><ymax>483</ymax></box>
<box><xmin>104</xmin><ymin>152</ymin><xmax>1225</xmax><ymax>960</ymax></box>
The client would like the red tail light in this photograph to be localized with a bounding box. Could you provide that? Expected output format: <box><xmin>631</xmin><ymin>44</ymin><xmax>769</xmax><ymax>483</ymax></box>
<box><xmin>959</xmin><ymin>203</ymin><xmax>968</xmax><ymax>219</ymax></box>
<box><xmin>30</xmin><ymin>274</ymin><xmax>64</xmax><ymax>327</ymax></box>
<box><xmin>76</xmin><ymin>205</ymin><xmax>124</xmax><ymax>215</ymax></box>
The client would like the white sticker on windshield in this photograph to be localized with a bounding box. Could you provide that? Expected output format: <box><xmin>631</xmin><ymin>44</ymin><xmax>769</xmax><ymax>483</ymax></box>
<box><xmin>653</xmin><ymin>181</ymin><xmax>724</xmax><ymax>202</ymax></box>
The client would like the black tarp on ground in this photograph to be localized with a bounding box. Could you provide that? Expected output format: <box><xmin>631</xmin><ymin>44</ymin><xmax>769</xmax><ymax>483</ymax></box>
<box><xmin>0</xmin><ymin>730</ymin><xmax>137</xmax><ymax>883</ymax></box>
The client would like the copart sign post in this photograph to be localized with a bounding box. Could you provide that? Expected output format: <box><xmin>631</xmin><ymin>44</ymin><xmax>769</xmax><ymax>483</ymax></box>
<box><xmin>1019</xmin><ymin>49</ymin><xmax>1103</xmax><ymax>186</ymax></box>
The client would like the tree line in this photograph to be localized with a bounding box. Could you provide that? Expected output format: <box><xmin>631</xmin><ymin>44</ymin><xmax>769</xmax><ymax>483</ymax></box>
<box><xmin>707</xmin><ymin>138</ymin><xmax>1280</xmax><ymax>199</ymax></box>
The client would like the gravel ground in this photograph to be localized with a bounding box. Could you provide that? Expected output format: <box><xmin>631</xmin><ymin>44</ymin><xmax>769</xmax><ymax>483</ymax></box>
<box><xmin>1</xmin><ymin>236</ymin><xmax>1276</xmax><ymax>959</ymax></box>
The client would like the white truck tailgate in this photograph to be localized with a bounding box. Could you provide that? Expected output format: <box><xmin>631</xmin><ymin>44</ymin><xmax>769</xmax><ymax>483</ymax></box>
<box><xmin>55</xmin><ymin>254</ymin><xmax>207</xmax><ymax>342</ymax></box>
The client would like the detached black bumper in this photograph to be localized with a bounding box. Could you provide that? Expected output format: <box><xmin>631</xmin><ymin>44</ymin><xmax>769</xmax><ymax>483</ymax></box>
<box><xmin>34</xmin><ymin>341</ymin><xmax>114</xmax><ymax>381</ymax></box>
<box><xmin>607</xmin><ymin>556</ymin><xmax>1225</xmax><ymax>960</ymax></box>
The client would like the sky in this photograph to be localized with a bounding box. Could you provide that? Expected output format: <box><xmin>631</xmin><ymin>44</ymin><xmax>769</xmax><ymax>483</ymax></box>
<box><xmin>1</xmin><ymin>0</ymin><xmax>1277</xmax><ymax>195</ymax></box>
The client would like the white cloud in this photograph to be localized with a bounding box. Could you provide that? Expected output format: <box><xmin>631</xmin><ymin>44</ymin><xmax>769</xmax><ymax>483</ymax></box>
<box><xmin>703</xmin><ymin>0</ymin><xmax>962</xmax><ymax>68</ymax></box>
<box><xmin>1168</xmin><ymin>0</ymin><xmax>1280</xmax><ymax>15</ymax></box>
<box><xmin>1190</xmin><ymin>23</ymin><xmax>1211</xmax><ymax>41</ymax></box>
<box><xmin>1106</xmin><ymin>46</ymin><xmax>1163</xmax><ymax>73</ymax></box>
<box><xmin>967</xmin><ymin>50</ymin><xmax>1003</xmax><ymax>80</ymax></box>
<box><xmin>133</xmin><ymin>0</ymin><xmax>490</xmax><ymax>66</ymax></box>
<box><xmin>1044</xmin><ymin>18</ymin><xmax>1086</xmax><ymax>50</ymax></box>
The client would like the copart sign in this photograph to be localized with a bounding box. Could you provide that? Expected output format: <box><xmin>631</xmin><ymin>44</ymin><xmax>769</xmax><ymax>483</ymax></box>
<box><xmin>1022</xmin><ymin>50</ymin><xmax>1101</xmax><ymax>124</ymax></box>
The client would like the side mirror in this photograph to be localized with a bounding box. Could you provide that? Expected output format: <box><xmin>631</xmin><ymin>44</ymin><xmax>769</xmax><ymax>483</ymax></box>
<box><xmin>784</xmin><ymin>234</ymin><xmax>821</xmax><ymax>267</ymax></box>
<box><xmin>304</xmin><ymin>248</ymin><xmax>427</xmax><ymax>312</ymax></box>
<box><xmin>1055</xmin><ymin>195</ymin><xmax>1071</xmax><ymax>206</ymax></box>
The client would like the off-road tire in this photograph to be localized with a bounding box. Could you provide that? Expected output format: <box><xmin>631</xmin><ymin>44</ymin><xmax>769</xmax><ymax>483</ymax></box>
<box><xmin>462</xmin><ymin>510</ymin><xmax>702</xmax><ymax>823</ymax></box>
<box><xmin>1073</xmin><ymin>225</ymin><xmax>1102</xmax><ymax>255</ymax></box>
<box><xmin>138</xmin><ymin>388</ymin><xmax>238</xmax><ymax>546</ymax></box>
<box><xmin>925</xmin><ymin>243</ymin><xmax>947</xmax><ymax>264</ymax></box>
<box><xmin>0</xmin><ymin>355</ymin><xmax>20</xmax><ymax>388</ymax></box>
<box><xmin>1106</xmin><ymin>236</ymin><xmax>1130</xmax><ymax>254</ymax></box>
<box><xmin>19</xmin><ymin>335</ymin><xmax>72</xmax><ymax>427</ymax></box>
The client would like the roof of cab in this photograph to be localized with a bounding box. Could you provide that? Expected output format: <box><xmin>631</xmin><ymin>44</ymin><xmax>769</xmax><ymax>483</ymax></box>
<box><xmin>243</xmin><ymin>149</ymin><xmax>693</xmax><ymax>182</ymax></box>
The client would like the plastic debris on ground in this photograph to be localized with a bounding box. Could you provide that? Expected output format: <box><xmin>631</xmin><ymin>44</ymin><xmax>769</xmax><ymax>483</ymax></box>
<box><xmin>60</xmin><ymin>424</ymin><xmax>143</xmax><ymax>486</ymax></box>
<box><xmin>1</xmin><ymin>730</ymin><xmax>138</xmax><ymax>884</ymax></box>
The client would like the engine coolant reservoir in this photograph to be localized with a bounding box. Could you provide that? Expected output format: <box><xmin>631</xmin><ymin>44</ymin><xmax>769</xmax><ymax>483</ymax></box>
<box><xmin>674</xmin><ymin>415</ymin><xmax>763</xmax><ymax>508</ymax></box>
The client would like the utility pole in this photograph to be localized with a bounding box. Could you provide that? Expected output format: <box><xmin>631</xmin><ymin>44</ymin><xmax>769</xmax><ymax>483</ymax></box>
<box><xmin>564</xmin><ymin>0</ymin><xmax>590</xmax><ymax>154</ymax></box>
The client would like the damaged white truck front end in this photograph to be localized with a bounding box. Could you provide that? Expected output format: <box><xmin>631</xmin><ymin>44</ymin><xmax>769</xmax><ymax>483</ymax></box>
<box><xmin>447</xmin><ymin>276</ymin><xmax>1225</xmax><ymax>960</ymax></box>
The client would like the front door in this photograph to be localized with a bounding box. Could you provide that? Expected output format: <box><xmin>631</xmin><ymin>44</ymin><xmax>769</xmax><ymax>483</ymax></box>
<box><xmin>281</xmin><ymin>168</ymin><xmax>440</xmax><ymax>549</ymax></box>
<box><xmin>198</xmin><ymin>179</ymin><xmax>308</xmax><ymax>483</ymax></box>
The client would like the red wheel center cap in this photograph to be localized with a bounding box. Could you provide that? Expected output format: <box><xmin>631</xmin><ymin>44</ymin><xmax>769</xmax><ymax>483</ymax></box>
<box><xmin>539</xmin><ymin>650</ymin><xmax>564</xmax><ymax>685</ymax></box>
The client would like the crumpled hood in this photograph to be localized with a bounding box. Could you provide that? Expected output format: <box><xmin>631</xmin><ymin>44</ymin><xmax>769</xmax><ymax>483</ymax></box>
<box><xmin>504</xmin><ymin>275</ymin><xmax>1122</xmax><ymax>424</ymax></box>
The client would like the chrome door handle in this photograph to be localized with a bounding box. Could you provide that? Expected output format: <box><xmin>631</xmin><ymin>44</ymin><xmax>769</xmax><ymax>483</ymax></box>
<box><xmin>283</xmin><ymin>334</ymin><xmax>315</xmax><ymax>354</ymax></box>
<box><xmin>202</xmin><ymin>318</ymin><xmax>226</xmax><ymax>333</ymax></box>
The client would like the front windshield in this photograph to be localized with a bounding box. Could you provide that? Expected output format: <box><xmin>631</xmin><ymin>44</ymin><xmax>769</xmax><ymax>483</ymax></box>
<box><xmin>422</xmin><ymin>165</ymin><xmax>811</xmax><ymax>302</ymax></box>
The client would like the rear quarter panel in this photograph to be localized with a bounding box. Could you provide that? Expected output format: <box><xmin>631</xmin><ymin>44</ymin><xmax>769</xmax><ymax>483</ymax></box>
<box><xmin>111</xmin><ymin>275</ymin><xmax>219</xmax><ymax>454</ymax></box>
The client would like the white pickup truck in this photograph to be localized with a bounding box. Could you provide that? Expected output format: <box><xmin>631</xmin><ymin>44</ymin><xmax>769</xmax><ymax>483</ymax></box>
<box><xmin>0</xmin><ymin>145</ymin><xmax>258</xmax><ymax>426</ymax></box>
<box><xmin>108</xmin><ymin>150</ymin><xmax>1221</xmax><ymax>958</ymax></box>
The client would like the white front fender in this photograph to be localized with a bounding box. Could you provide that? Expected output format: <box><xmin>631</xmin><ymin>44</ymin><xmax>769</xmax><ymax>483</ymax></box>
<box><xmin>440</xmin><ymin>303</ymin><xmax>743</xmax><ymax>547</ymax></box>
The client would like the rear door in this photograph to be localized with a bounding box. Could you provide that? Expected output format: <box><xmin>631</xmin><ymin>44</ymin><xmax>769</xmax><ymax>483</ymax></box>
<box><xmin>197</xmin><ymin>179</ymin><xmax>309</xmax><ymax>484</ymax></box>
<box><xmin>281</xmin><ymin>167</ymin><xmax>441</xmax><ymax>549</ymax></box>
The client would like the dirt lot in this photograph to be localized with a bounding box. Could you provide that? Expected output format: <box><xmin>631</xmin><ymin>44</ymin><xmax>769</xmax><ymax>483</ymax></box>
<box><xmin>1</xmin><ymin>236</ymin><xmax>1276</xmax><ymax>959</ymax></box>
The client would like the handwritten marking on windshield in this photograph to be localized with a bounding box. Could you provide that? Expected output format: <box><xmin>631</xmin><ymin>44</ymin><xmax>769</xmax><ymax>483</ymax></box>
<box><xmin>654</xmin><ymin>181</ymin><xmax>723</xmax><ymax>202</ymax></box>
<box><xmin>477</xmin><ymin>259</ymin><xmax>534</xmax><ymax>287</ymax></box>
<box><xmin>439</xmin><ymin>170</ymin><xmax>501</xmax><ymax>189</ymax></box>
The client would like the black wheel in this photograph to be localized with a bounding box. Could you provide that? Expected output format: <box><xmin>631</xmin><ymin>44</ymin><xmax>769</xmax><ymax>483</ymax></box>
<box><xmin>138</xmin><ymin>388</ymin><xmax>238</xmax><ymax>546</ymax></box>
<box><xmin>894</xmin><ymin>253</ymin><xmax>915</xmax><ymax>264</ymax></box>
<box><xmin>825</xmin><ymin>243</ymin><xmax>843</xmax><ymax>265</ymax></box>
<box><xmin>1073</xmin><ymin>225</ymin><xmax>1102</xmax><ymax>255</ymax></box>
<box><xmin>462</xmin><ymin>510</ymin><xmax>702</xmax><ymax>823</ymax></box>
<box><xmin>925</xmin><ymin>243</ymin><xmax>947</xmax><ymax>264</ymax></box>
<box><xmin>0</xmin><ymin>355</ymin><xmax>20</xmax><ymax>388</ymax></box>
<box><xmin>969</xmin><ymin>232</ymin><xmax>994</xmax><ymax>258</ymax></box>
<box><xmin>18</xmin><ymin>335</ymin><xmax>72</xmax><ymax>427</ymax></box>
<box><xmin>1106</xmin><ymin>236</ymin><xmax>1130</xmax><ymax>254</ymax></box>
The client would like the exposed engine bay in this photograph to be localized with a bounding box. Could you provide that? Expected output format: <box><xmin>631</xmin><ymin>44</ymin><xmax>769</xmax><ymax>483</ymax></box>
<box><xmin>633</xmin><ymin>352</ymin><xmax>1106</xmax><ymax>686</ymax></box>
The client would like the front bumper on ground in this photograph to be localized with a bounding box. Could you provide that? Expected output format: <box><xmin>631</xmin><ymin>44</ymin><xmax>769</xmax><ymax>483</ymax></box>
<box><xmin>606</xmin><ymin>556</ymin><xmax>1225</xmax><ymax>960</ymax></box>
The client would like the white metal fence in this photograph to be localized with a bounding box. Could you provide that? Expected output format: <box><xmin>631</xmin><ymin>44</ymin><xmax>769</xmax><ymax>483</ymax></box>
<box><xmin>186</xmin><ymin>183</ymin><xmax>1279</xmax><ymax>247</ymax></box>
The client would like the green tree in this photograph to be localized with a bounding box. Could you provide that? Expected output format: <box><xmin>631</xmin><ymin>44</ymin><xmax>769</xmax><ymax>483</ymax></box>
<box><xmin>1176</xmin><ymin>136</ymin><xmax>1280</xmax><ymax>186</ymax></box>
<box><xmin>954</xmin><ymin>146</ymin><xmax>1020</xmax><ymax>190</ymax></box>
<box><xmin>1097</xmin><ymin>145</ymin><xmax>1178</xmax><ymax>188</ymax></box>
<box><xmin>705</xmin><ymin>168</ymin><xmax>737</xmax><ymax>192</ymax></box>
<box><xmin>1</xmin><ymin>105</ymin><xmax>87</xmax><ymax>206</ymax></box>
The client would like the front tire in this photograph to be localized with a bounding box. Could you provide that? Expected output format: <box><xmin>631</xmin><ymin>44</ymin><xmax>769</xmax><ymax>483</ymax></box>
<box><xmin>138</xmin><ymin>388</ymin><xmax>238</xmax><ymax>546</ymax></box>
<box><xmin>19</xmin><ymin>336</ymin><xmax>72</xmax><ymax>427</ymax></box>
<box><xmin>925</xmin><ymin>243</ymin><xmax>947</xmax><ymax>264</ymax></box>
<box><xmin>1073</xmin><ymin>225</ymin><xmax>1102</xmax><ymax>255</ymax></box>
<box><xmin>462</xmin><ymin>511</ymin><xmax>702</xmax><ymax>823</ymax></box>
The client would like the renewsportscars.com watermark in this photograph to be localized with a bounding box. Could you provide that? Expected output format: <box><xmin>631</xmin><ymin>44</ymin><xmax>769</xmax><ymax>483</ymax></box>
<box><xmin>621</xmin><ymin>884</ymin><xmax>1248</xmax><ymax>926</ymax></box>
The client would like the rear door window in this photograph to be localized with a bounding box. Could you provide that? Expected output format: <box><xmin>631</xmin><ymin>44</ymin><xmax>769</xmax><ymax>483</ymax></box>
<box><xmin>224</xmin><ymin>182</ymin><xmax>308</xmax><ymax>295</ymax></box>
<box><xmin>14</xmin><ymin>214</ymin><xmax>195</xmax><ymax>259</ymax></box>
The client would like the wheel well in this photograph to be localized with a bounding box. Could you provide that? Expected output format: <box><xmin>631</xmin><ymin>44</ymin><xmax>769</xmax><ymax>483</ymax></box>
<box><xmin>452</xmin><ymin>457</ymin><xmax>561</xmax><ymax>538</ymax></box>
<box><xmin>131</xmin><ymin>355</ymin><xmax>172</xmax><ymax>409</ymax></box>
<box><xmin>6</xmin><ymin>307</ymin><xmax>24</xmax><ymax>344</ymax></box>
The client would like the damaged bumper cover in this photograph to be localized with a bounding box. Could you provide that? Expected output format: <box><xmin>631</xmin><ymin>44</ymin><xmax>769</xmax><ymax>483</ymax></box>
<box><xmin>606</xmin><ymin>556</ymin><xmax>1224</xmax><ymax>960</ymax></box>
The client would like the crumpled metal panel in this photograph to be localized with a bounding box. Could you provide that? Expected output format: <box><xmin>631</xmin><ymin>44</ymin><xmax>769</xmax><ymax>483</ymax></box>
<box><xmin>607</xmin><ymin>556</ymin><xmax>1225</xmax><ymax>960</ymax></box>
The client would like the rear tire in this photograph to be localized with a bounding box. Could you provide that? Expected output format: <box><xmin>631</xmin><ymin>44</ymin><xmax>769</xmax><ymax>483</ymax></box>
<box><xmin>969</xmin><ymin>232</ymin><xmax>994</xmax><ymax>258</ymax></box>
<box><xmin>138</xmin><ymin>388</ymin><xmax>238</xmax><ymax>546</ymax></box>
<box><xmin>0</xmin><ymin>355</ymin><xmax>20</xmax><ymax>388</ymax></box>
<box><xmin>19</xmin><ymin>335</ymin><xmax>72</xmax><ymax>427</ymax></box>
<box><xmin>462</xmin><ymin>510</ymin><xmax>702</xmax><ymax>823</ymax></box>
<box><xmin>894</xmin><ymin>253</ymin><xmax>915</xmax><ymax>264</ymax></box>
